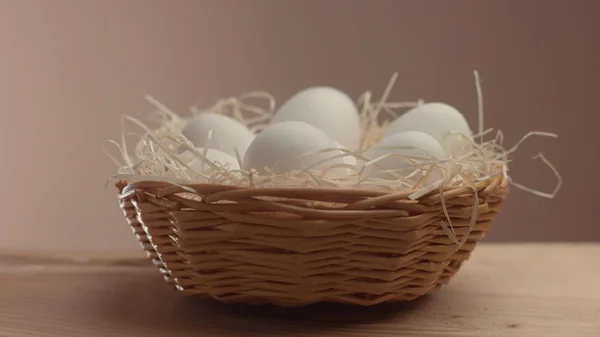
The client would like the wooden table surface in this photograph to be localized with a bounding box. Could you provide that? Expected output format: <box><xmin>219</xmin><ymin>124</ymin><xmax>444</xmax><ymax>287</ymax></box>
<box><xmin>0</xmin><ymin>244</ymin><xmax>598</xmax><ymax>337</ymax></box>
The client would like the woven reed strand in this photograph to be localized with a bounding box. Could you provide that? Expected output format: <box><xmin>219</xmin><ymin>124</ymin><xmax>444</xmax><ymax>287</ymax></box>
<box><xmin>117</xmin><ymin>175</ymin><xmax>508</xmax><ymax>307</ymax></box>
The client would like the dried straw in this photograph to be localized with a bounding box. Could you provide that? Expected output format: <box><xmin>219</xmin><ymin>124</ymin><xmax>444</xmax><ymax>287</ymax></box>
<box><xmin>105</xmin><ymin>71</ymin><xmax>560</xmax><ymax>199</ymax></box>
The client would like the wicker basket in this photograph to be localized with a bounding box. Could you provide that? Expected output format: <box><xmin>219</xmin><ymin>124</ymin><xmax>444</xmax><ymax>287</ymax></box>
<box><xmin>117</xmin><ymin>174</ymin><xmax>508</xmax><ymax>307</ymax></box>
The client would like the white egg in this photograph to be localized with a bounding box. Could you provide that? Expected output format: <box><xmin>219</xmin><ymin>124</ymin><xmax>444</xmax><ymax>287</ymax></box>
<box><xmin>242</xmin><ymin>121</ymin><xmax>347</xmax><ymax>175</ymax></box>
<box><xmin>361</xmin><ymin>131</ymin><xmax>446</xmax><ymax>185</ymax></box>
<box><xmin>178</xmin><ymin>148</ymin><xmax>240</xmax><ymax>181</ymax></box>
<box><xmin>272</xmin><ymin>86</ymin><xmax>361</xmax><ymax>150</ymax></box>
<box><xmin>384</xmin><ymin>102</ymin><xmax>472</xmax><ymax>157</ymax></box>
<box><xmin>182</xmin><ymin>113</ymin><xmax>255</xmax><ymax>158</ymax></box>
<box><xmin>334</xmin><ymin>140</ymin><xmax>358</xmax><ymax>168</ymax></box>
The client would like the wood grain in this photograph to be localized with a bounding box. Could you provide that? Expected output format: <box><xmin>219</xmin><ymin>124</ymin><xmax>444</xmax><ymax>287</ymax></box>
<box><xmin>0</xmin><ymin>244</ymin><xmax>598</xmax><ymax>337</ymax></box>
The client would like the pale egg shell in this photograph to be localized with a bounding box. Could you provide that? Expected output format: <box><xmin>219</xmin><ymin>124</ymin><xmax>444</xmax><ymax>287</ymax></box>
<box><xmin>334</xmin><ymin>140</ymin><xmax>358</xmax><ymax>168</ymax></box>
<box><xmin>178</xmin><ymin>148</ymin><xmax>240</xmax><ymax>181</ymax></box>
<box><xmin>361</xmin><ymin>131</ymin><xmax>446</xmax><ymax>185</ymax></box>
<box><xmin>384</xmin><ymin>102</ymin><xmax>472</xmax><ymax>157</ymax></box>
<box><xmin>242</xmin><ymin>121</ymin><xmax>347</xmax><ymax>175</ymax></box>
<box><xmin>272</xmin><ymin>86</ymin><xmax>361</xmax><ymax>150</ymax></box>
<box><xmin>182</xmin><ymin>113</ymin><xmax>255</xmax><ymax>158</ymax></box>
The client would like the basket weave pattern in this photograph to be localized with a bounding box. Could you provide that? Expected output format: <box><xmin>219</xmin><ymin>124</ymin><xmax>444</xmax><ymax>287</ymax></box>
<box><xmin>117</xmin><ymin>175</ymin><xmax>508</xmax><ymax>307</ymax></box>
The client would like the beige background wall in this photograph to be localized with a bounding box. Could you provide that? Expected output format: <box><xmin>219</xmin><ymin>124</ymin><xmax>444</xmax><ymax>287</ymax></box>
<box><xmin>1</xmin><ymin>0</ymin><xmax>598</xmax><ymax>251</ymax></box>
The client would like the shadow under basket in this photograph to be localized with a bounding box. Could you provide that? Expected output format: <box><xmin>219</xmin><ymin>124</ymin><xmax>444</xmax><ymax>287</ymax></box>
<box><xmin>117</xmin><ymin>175</ymin><xmax>508</xmax><ymax>307</ymax></box>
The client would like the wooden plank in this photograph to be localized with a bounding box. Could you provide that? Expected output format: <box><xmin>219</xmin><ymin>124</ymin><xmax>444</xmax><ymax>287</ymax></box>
<box><xmin>0</xmin><ymin>244</ymin><xmax>598</xmax><ymax>337</ymax></box>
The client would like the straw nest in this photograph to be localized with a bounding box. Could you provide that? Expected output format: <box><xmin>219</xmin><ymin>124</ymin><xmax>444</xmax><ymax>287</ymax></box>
<box><xmin>108</xmin><ymin>72</ymin><xmax>560</xmax><ymax>306</ymax></box>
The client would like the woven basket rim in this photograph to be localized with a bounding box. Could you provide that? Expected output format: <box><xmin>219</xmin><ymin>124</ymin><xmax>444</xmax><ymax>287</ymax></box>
<box><xmin>117</xmin><ymin>174</ymin><xmax>507</xmax><ymax>199</ymax></box>
<box><xmin>117</xmin><ymin>175</ymin><xmax>508</xmax><ymax>219</ymax></box>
